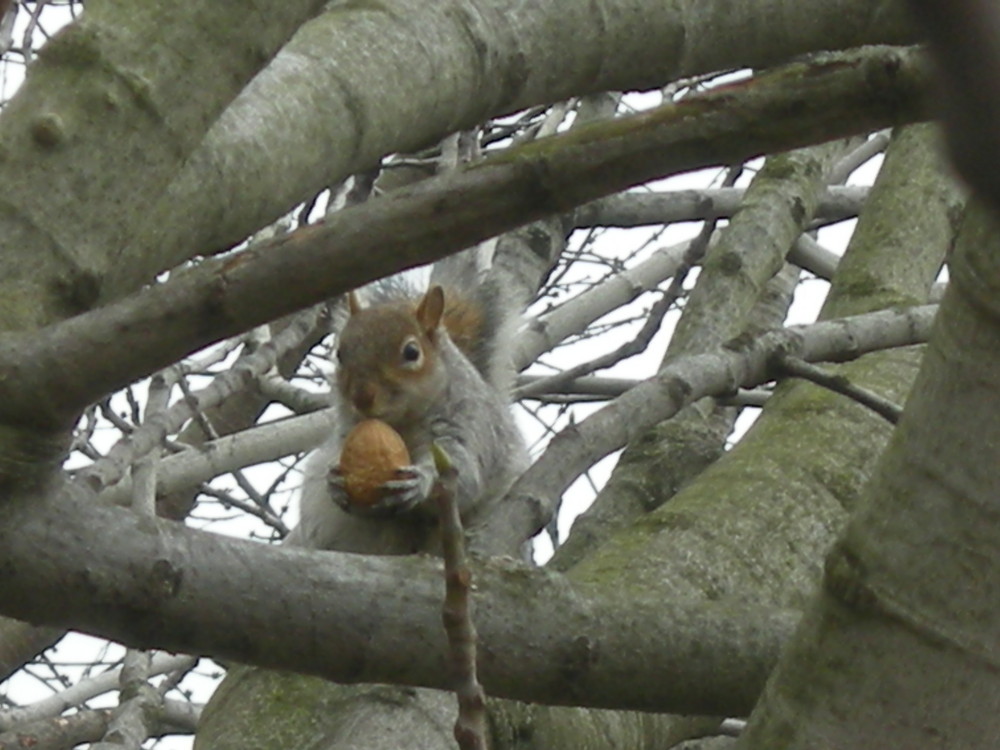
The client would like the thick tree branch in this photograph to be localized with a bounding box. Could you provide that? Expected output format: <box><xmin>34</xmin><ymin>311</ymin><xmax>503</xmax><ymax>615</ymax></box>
<box><xmin>139</xmin><ymin>0</ymin><xmax>915</xmax><ymax>280</ymax></box>
<box><xmin>0</xmin><ymin>621</ymin><xmax>62</xmax><ymax>681</ymax></box>
<box><xmin>0</xmin><ymin>484</ymin><xmax>793</xmax><ymax>718</ymax></box>
<box><xmin>0</xmin><ymin>46</ymin><xmax>930</xmax><ymax>429</ymax></box>
<box><xmin>740</xmin><ymin>190</ymin><xmax>1000</xmax><ymax>750</ymax></box>
<box><xmin>0</xmin><ymin>0</ymin><xmax>329</xmax><ymax>326</ymax></box>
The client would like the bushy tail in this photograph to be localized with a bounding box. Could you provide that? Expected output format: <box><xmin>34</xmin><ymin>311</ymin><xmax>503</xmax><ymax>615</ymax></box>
<box><xmin>432</xmin><ymin>246</ymin><xmax>521</xmax><ymax>397</ymax></box>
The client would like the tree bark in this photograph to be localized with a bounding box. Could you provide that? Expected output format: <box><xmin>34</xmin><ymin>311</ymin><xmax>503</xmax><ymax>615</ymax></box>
<box><xmin>740</xmin><ymin>197</ymin><xmax>1000</xmax><ymax>749</ymax></box>
<box><xmin>129</xmin><ymin>0</ymin><xmax>916</xmax><ymax>286</ymax></box>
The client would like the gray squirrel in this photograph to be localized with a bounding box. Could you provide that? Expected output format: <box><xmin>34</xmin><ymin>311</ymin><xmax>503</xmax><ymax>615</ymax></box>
<box><xmin>290</xmin><ymin>272</ymin><xmax>529</xmax><ymax>556</ymax></box>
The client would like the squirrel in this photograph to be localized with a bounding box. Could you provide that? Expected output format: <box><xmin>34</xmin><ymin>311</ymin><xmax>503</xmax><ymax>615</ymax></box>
<box><xmin>289</xmin><ymin>274</ymin><xmax>529</xmax><ymax>556</ymax></box>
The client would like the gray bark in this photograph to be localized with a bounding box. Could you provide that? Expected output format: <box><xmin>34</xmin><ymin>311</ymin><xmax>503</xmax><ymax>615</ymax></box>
<box><xmin>741</xmin><ymin>198</ymin><xmax>1000</xmax><ymax>750</ymax></box>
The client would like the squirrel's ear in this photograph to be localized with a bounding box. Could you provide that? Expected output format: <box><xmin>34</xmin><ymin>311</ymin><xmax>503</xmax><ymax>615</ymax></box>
<box><xmin>416</xmin><ymin>285</ymin><xmax>445</xmax><ymax>334</ymax></box>
<box><xmin>347</xmin><ymin>291</ymin><xmax>362</xmax><ymax>315</ymax></box>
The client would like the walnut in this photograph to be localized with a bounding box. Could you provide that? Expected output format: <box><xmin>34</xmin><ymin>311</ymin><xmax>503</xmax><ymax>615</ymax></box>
<box><xmin>339</xmin><ymin>419</ymin><xmax>411</xmax><ymax>507</ymax></box>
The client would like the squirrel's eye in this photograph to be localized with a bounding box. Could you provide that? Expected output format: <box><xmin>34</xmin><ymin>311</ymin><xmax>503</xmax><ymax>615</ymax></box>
<box><xmin>401</xmin><ymin>339</ymin><xmax>422</xmax><ymax>365</ymax></box>
<box><xmin>335</xmin><ymin>349</ymin><xmax>345</xmax><ymax>364</ymax></box>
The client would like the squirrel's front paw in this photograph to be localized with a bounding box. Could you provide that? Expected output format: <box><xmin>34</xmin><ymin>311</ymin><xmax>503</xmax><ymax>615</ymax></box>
<box><xmin>368</xmin><ymin>463</ymin><xmax>434</xmax><ymax>514</ymax></box>
<box><xmin>329</xmin><ymin>464</ymin><xmax>435</xmax><ymax>516</ymax></box>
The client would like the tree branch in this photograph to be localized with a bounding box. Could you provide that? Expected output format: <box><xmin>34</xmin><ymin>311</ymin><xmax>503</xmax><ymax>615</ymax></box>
<box><xmin>475</xmin><ymin>304</ymin><xmax>937</xmax><ymax>555</ymax></box>
<box><xmin>96</xmin><ymin>409</ymin><xmax>336</xmax><ymax>508</ymax></box>
<box><xmin>573</xmin><ymin>185</ymin><xmax>869</xmax><ymax>229</ymax></box>
<box><xmin>78</xmin><ymin>306</ymin><xmax>324</xmax><ymax>493</ymax></box>
<box><xmin>0</xmin><ymin>653</ymin><xmax>196</xmax><ymax>731</ymax></box>
<box><xmin>776</xmin><ymin>355</ymin><xmax>903</xmax><ymax>424</ymax></box>
<box><xmin>0</xmin><ymin>46</ymin><xmax>931</xmax><ymax>430</ymax></box>
<box><xmin>0</xmin><ymin>484</ymin><xmax>793</xmax><ymax>718</ymax></box>
<box><xmin>514</xmin><ymin>239</ymin><xmax>692</xmax><ymax>369</ymax></box>
<box><xmin>140</xmin><ymin>0</ymin><xmax>916</xmax><ymax>280</ymax></box>
<box><xmin>0</xmin><ymin>0</ymin><xmax>330</xmax><ymax>324</ymax></box>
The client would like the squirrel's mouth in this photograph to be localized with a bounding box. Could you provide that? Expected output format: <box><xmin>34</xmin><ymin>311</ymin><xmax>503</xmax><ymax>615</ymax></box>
<box><xmin>352</xmin><ymin>403</ymin><xmax>380</xmax><ymax>419</ymax></box>
<box><xmin>351</xmin><ymin>400</ymin><xmax>393</xmax><ymax>423</ymax></box>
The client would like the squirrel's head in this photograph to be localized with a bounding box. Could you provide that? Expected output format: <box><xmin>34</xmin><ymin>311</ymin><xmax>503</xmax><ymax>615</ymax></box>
<box><xmin>335</xmin><ymin>286</ymin><xmax>448</xmax><ymax>426</ymax></box>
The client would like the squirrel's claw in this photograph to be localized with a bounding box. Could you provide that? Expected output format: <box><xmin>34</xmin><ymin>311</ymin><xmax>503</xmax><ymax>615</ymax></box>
<box><xmin>328</xmin><ymin>464</ymin><xmax>435</xmax><ymax>516</ymax></box>
<box><xmin>371</xmin><ymin>464</ymin><xmax>434</xmax><ymax>514</ymax></box>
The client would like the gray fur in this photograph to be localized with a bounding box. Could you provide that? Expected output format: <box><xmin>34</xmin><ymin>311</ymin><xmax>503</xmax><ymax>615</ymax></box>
<box><xmin>289</xmin><ymin>289</ymin><xmax>528</xmax><ymax>557</ymax></box>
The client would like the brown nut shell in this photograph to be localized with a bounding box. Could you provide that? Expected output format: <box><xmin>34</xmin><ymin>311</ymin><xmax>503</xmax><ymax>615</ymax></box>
<box><xmin>339</xmin><ymin>419</ymin><xmax>411</xmax><ymax>507</ymax></box>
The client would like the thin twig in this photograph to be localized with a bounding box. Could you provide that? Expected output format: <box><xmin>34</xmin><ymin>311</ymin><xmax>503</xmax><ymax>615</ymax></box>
<box><xmin>197</xmin><ymin>484</ymin><xmax>288</xmax><ymax>535</ymax></box>
<box><xmin>78</xmin><ymin>306</ymin><xmax>323</xmax><ymax>492</ymax></box>
<box><xmin>776</xmin><ymin>355</ymin><xmax>902</xmax><ymax>424</ymax></box>
<box><xmin>516</xmin><ymin>165</ymin><xmax>739</xmax><ymax>399</ymax></box>
<box><xmin>174</xmin><ymin>374</ymin><xmax>271</xmax><ymax>511</ymax></box>
<box><xmin>514</xmin><ymin>288</ymin><xmax>677</xmax><ymax>398</ymax></box>
<box><xmin>0</xmin><ymin>653</ymin><xmax>195</xmax><ymax>732</ymax></box>
<box><xmin>432</xmin><ymin>445</ymin><xmax>490</xmax><ymax>750</ymax></box>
